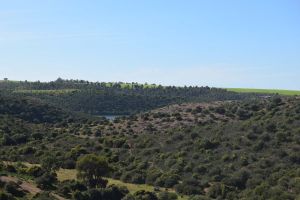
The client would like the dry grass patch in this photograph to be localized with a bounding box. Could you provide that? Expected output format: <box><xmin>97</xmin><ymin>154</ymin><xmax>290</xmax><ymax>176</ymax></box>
<box><xmin>56</xmin><ymin>169</ymin><xmax>188</xmax><ymax>200</ymax></box>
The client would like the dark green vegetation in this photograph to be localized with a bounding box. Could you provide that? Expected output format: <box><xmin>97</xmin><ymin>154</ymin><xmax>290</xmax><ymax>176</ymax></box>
<box><xmin>0</xmin><ymin>80</ymin><xmax>299</xmax><ymax>200</ymax></box>
<box><xmin>0</xmin><ymin>79</ymin><xmax>257</xmax><ymax>115</ymax></box>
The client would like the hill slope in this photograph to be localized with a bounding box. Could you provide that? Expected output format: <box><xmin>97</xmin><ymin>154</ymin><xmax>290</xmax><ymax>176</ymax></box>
<box><xmin>0</xmin><ymin>79</ymin><xmax>259</xmax><ymax>115</ymax></box>
<box><xmin>1</xmin><ymin>95</ymin><xmax>299</xmax><ymax>199</ymax></box>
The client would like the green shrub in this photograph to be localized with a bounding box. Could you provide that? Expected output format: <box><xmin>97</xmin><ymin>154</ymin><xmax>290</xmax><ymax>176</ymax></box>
<box><xmin>36</xmin><ymin>172</ymin><xmax>57</xmax><ymax>190</ymax></box>
<box><xmin>207</xmin><ymin>183</ymin><xmax>226</xmax><ymax>198</ymax></box>
<box><xmin>133</xmin><ymin>190</ymin><xmax>158</xmax><ymax>200</ymax></box>
<box><xmin>5</xmin><ymin>182</ymin><xmax>25</xmax><ymax>197</ymax></box>
<box><xmin>158</xmin><ymin>191</ymin><xmax>178</xmax><ymax>200</ymax></box>
<box><xmin>175</xmin><ymin>179</ymin><xmax>203</xmax><ymax>195</ymax></box>
<box><xmin>26</xmin><ymin>166</ymin><xmax>44</xmax><ymax>177</ymax></box>
<box><xmin>0</xmin><ymin>191</ymin><xmax>14</xmax><ymax>200</ymax></box>
<box><xmin>32</xmin><ymin>192</ymin><xmax>53</xmax><ymax>200</ymax></box>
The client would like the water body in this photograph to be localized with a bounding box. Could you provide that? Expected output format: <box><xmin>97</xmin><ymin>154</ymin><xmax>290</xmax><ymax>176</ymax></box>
<box><xmin>101</xmin><ymin>115</ymin><xmax>126</xmax><ymax>121</ymax></box>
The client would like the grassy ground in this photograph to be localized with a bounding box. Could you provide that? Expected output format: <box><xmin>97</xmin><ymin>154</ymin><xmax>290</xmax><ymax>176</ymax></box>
<box><xmin>56</xmin><ymin>169</ymin><xmax>188</xmax><ymax>200</ymax></box>
<box><xmin>57</xmin><ymin>168</ymin><xmax>157</xmax><ymax>192</ymax></box>
<box><xmin>5</xmin><ymin>161</ymin><xmax>189</xmax><ymax>199</ymax></box>
<box><xmin>227</xmin><ymin>88</ymin><xmax>300</xmax><ymax>96</ymax></box>
<box><xmin>12</xmin><ymin>86</ymin><xmax>300</xmax><ymax>96</ymax></box>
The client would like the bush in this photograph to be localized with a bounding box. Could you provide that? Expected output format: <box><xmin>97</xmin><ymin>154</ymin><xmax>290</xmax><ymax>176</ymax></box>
<box><xmin>154</xmin><ymin>173</ymin><xmax>179</xmax><ymax>188</ymax></box>
<box><xmin>101</xmin><ymin>185</ymin><xmax>129</xmax><ymax>200</ymax></box>
<box><xmin>199</xmin><ymin>139</ymin><xmax>219</xmax><ymax>150</ymax></box>
<box><xmin>225</xmin><ymin>170</ymin><xmax>250</xmax><ymax>189</ymax></box>
<box><xmin>73</xmin><ymin>192</ymin><xmax>89</xmax><ymax>200</ymax></box>
<box><xmin>120</xmin><ymin>172</ymin><xmax>132</xmax><ymax>183</ymax></box>
<box><xmin>5</xmin><ymin>182</ymin><xmax>25</xmax><ymax>197</ymax></box>
<box><xmin>164</xmin><ymin>176</ymin><xmax>179</xmax><ymax>188</ymax></box>
<box><xmin>76</xmin><ymin>154</ymin><xmax>111</xmax><ymax>188</ymax></box>
<box><xmin>122</xmin><ymin>194</ymin><xmax>135</xmax><ymax>200</ymax></box>
<box><xmin>36</xmin><ymin>172</ymin><xmax>57</xmax><ymax>189</ymax></box>
<box><xmin>0</xmin><ymin>179</ymin><xmax>5</xmax><ymax>188</ymax></box>
<box><xmin>0</xmin><ymin>162</ymin><xmax>3</xmax><ymax>171</ymax></box>
<box><xmin>5</xmin><ymin>165</ymin><xmax>16</xmax><ymax>173</ymax></box>
<box><xmin>207</xmin><ymin>183</ymin><xmax>226</xmax><ymax>198</ymax></box>
<box><xmin>1</xmin><ymin>135</ymin><xmax>15</xmax><ymax>146</ymax></box>
<box><xmin>188</xmin><ymin>195</ymin><xmax>210</xmax><ymax>200</ymax></box>
<box><xmin>26</xmin><ymin>166</ymin><xmax>44</xmax><ymax>177</ymax></box>
<box><xmin>131</xmin><ymin>173</ymin><xmax>146</xmax><ymax>184</ymax></box>
<box><xmin>236</xmin><ymin>109</ymin><xmax>251</xmax><ymax>120</ymax></box>
<box><xmin>0</xmin><ymin>191</ymin><xmax>14</xmax><ymax>200</ymax></box>
<box><xmin>289</xmin><ymin>152</ymin><xmax>300</xmax><ymax>164</ymax></box>
<box><xmin>62</xmin><ymin>159</ymin><xmax>76</xmax><ymax>169</ymax></box>
<box><xmin>145</xmin><ymin>169</ymin><xmax>162</xmax><ymax>185</ymax></box>
<box><xmin>32</xmin><ymin>192</ymin><xmax>53</xmax><ymax>200</ymax></box>
<box><xmin>158</xmin><ymin>191</ymin><xmax>178</xmax><ymax>200</ymax></box>
<box><xmin>20</xmin><ymin>146</ymin><xmax>36</xmax><ymax>154</ymax></box>
<box><xmin>75</xmin><ymin>186</ymin><xmax>128</xmax><ymax>200</ymax></box>
<box><xmin>133</xmin><ymin>190</ymin><xmax>158</xmax><ymax>200</ymax></box>
<box><xmin>69</xmin><ymin>181</ymin><xmax>87</xmax><ymax>192</ymax></box>
<box><xmin>175</xmin><ymin>179</ymin><xmax>202</xmax><ymax>195</ymax></box>
<box><xmin>57</xmin><ymin>185</ymin><xmax>71</xmax><ymax>198</ymax></box>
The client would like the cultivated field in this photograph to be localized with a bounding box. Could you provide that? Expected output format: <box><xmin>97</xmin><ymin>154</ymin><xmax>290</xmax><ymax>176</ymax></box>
<box><xmin>227</xmin><ymin>88</ymin><xmax>300</xmax><ymax>95</ymax></box>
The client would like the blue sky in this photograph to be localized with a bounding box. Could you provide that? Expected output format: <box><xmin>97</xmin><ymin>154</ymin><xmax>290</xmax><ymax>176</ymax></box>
<box><xmin>0</xmin><ymin>0</ymin><xmax>300</xmax><ymax>89</ymax></box>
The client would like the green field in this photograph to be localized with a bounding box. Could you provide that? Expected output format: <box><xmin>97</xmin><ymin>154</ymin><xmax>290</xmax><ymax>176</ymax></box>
<box><xmin>11</xmin><ymin>86</ymin><xmax>300</xmax><ymax>96</ymax></box>
<box><xmin>227</xmin><ymin>88</ymin><xmax>300</xmax><ymax>96</ymax></box>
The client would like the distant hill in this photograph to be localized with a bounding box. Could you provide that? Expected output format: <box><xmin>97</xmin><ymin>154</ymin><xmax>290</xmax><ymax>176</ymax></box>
<box><xmin>0</xmin><ymin>79</ymin><xmax>259</xmax><ymax>115</ymax></box>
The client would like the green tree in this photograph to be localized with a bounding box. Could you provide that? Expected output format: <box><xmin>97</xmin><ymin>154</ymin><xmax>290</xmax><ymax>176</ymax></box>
<box><xmin>41</xmin><ymin>154</ymin><xmax>59</xmax><ymax>172</ymax></box>
<box><xmin>133</xmin><ymin>190</ymin><xmax>158</xmax><ymax>200</ymax></box>
<box><xmin>36</xmin><ymin>172</ymin><xmax>57</xmax><ymax>190</ymax></box>
<box><xmin>76</xmin><ymin>154</ymin><xmax>111</xmax><ymax>188</ymax></box>
<box><xmin>158</xmin><ymin>191</ymin><xmax>178</xmax><ymax>200</ymax></box>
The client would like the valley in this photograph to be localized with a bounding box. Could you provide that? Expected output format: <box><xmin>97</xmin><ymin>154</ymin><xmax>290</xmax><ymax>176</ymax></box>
<box><xmin>0</xmin><ymin>79</ymin><xmax>299</xmax><ymax>199</ymax></box>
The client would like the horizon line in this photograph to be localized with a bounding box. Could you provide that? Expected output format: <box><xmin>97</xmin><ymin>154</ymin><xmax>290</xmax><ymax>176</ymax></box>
<box><xmin>1</xmin><ymin>78</ymin><xmax>300</xmax><ymax>91</ymax></box>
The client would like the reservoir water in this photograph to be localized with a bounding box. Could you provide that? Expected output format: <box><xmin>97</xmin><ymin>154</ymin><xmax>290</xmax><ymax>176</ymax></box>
<box><xmin>101</xmin><ymin>115</ymin><xmax>126</xmax><ymax>121</ymax></box>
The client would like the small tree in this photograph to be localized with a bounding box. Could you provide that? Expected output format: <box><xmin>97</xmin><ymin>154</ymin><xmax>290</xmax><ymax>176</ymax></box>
<box><xmin>5</xmin><ymin>181</ymin><xmax>26</xmax><ymax>197</ymax></box>
<box><xmin>158</xmin><ymin>191</ymin><xmax>178</xmax><ymax>200</ymax></box>
<box><xmin>76</xmin><ymin>154</ymin><xmax>111</xmax><ymax>188</ymax></box>
<box><xmin>0</xmin><ymin>191</ymin><xmax>14</xmax><ymax>200</ymax></box>
<box><xmin>36</xmin><ymin>172</ymin><xmax>57</xmax><ymax>190</ymax></box>
<box><xmin>133</xmin><ymin>190</ymin><xmax>158</xmax><ymax>200</ymax></box>
<box><xmin>41</xmin><ymin>154</ymin><xmax>59</xmax><ymax>172</ymax></box>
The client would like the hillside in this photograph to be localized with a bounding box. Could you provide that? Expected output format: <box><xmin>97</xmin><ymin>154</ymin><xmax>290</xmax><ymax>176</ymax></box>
<box><xmin>0</xmin><ymin>79</ymin><xmax>260</xmax><ymax>115</ymax></box>
<box><xmin>0</xmin><ymin>94</ymin><xmax>73</xmax><ymax>124</ymax></box>
<box><xmin>0</xmin><ymin>93</ymin><xmax>104</xmax><ymax>151</ymax></box>
<box><xmin>0</xmin><ymin>94</ymin><xmax>299</xmax><ymax>199</ymax></box>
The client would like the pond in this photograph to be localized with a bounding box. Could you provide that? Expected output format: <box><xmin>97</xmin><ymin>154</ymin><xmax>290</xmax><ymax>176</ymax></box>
<box><xmin>101</xmin><ymin>115</ymin><xmax>127</xmax><ymax>121</ymax></box>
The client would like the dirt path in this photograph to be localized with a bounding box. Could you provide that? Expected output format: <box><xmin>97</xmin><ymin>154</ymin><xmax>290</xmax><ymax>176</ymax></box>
<box><xmin>0</xmin><ymin>176</ymin><xmax>41</xmax><ymax>195</ymax></box>
<box><xmin>0</xmin><ymin>176</ymin><xmax>67</xmax><ymax>200</ymax></box>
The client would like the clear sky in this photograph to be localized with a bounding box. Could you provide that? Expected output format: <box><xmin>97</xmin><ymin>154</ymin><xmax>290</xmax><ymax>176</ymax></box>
<box><xmin>1</xmin><ymin>0</ymin><xmax>300</xmax><ymax>89</ymax></box>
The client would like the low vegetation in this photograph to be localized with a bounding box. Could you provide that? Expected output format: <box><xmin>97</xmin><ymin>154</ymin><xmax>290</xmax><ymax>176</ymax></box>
<box><xmin>1</xmin><ymin>79</ymin><xmax>259</xmax><ymax>115</ymax></box>
<box><xmin>13</xmin><ymin>89</ymin><xmax>80</xmax><ymax>95</ymax></box>
<box><xmin>0</xmin><ymin>80</ymin><xmax>299</xmax><ymax>199</ymax></box>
